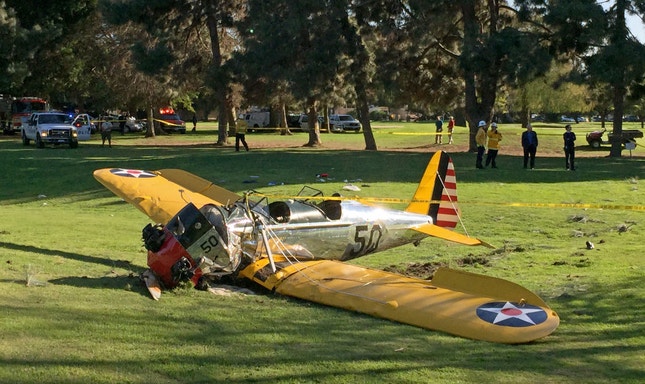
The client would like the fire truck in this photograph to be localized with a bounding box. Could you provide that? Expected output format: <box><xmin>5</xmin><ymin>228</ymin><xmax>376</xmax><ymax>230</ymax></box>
<box><xmin>7</xmin><ymin>97</ymin><xmax>50</xmax><ymax>134</ymax></box>
<box><xmin>0</xmin><ymin>94</ymin><xmax>11</xmax><ymax>134</ymax></box>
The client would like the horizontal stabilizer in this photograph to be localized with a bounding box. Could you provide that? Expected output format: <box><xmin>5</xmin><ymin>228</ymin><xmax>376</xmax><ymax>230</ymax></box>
<box><xmin>239</xmin><ymin>259</ymin><xmax>559</xmax><ymax>344</ymax></box>
<box><xmin>412</xmin><ymin>223</ymin><xmax>494</xmax><ymax>248</ymax></box>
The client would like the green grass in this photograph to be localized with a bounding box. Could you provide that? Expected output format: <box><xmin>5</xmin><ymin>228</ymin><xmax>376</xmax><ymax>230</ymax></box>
<box><xmin>0</xmin><ymin>122</ymin><xmax>643</xmax><ymax>383</ymax></box>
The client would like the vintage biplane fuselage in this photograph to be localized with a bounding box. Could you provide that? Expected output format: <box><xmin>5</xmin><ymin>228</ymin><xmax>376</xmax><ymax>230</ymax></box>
<box><xmin>143</xmin><ymin>192</ymin><xmax>433</xmax><ymax>289</ymax></box>
<box><xmin>244</xmin><ymin>197</ymin><xmax>431</xmax><ymax>260</ymax></box>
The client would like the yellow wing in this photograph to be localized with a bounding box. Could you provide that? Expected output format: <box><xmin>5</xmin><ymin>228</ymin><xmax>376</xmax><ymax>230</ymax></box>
<box><xmin>93</xmin><ymin>168</ymin><xmax>240</xmax><ymax>224</ymax></box>
<box><xmin>239</xmin><ymin>258</ymin><xmax>559</xmax><ymax>344</ymax></box>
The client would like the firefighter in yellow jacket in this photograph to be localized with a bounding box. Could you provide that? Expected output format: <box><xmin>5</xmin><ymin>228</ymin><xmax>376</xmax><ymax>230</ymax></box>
<box><xmin>485</xmin><ymin>122</ymin><xmax>502</xmax><ymax>168</ymax></box>
<box><xmin>475</xmin><ymin>120</ymin><xmax>487</xmax><ymax>169</ymax></box>
<box><xmin>235</xmin><ymin>118</ymin><xmax>249</xmax><ymax>152</ymax></box>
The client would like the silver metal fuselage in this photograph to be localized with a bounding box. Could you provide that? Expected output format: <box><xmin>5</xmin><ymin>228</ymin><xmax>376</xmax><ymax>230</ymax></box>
<box><xmin>228</xmin><ymin>199</ymin><xmax>431</xmax><ymax>261</ymax></box>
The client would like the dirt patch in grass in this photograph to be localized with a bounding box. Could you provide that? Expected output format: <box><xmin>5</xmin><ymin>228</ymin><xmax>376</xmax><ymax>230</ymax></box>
<box><xmin>383</xmin><ymin>262</ymin><xmax>446</xmax><ymax>279</ymax></box>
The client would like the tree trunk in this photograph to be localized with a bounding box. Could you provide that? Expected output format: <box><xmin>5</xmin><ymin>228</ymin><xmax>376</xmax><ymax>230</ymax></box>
<box><xmin>304</xmin><ymin>99</ymin><xmax>322</xmax><ymax>147</ymax></box>
<box><xmin>357</xmin><ymin>97</ymin><xmax>376</xmax><ymax>150</ymax></box>
<box><xmin>279</xmin><ymin>103</ymin><xmax>292</xmax><ymax>136</ymax></box>
<box><xmin>609</xmin><ymin>0</ymin><xmax>628</xmax><ymax>158</ymax></box>
<box><xmin>205</xmin><ymin>7</ymin><xmax>228</xmax><ymax>145</ymax></box>
<box><xmin>349</xmin><ymin>4</ymin><xmax>377</xmax><ymax>150</ymax></box>
<box><xmin>460</xmin><ymin>0</ymin><xmax>499</xmax><ymax>151</ymax></box>
<box><xmin>610</xmin><ymin>86</ymin><xmax>625</xmax><ymax>158</ymax></box>
<box><xmin>321</xmin><ymin>105</ymin><xmax>330</xmax><ymax>133</ymax></box>
<box><xmin>520</xmin><ymin>88</ymin><xmax>529</xmax><ymax>128</ymax></box>
<box><xmin>145</xmin><ymin>106</ymin><xmax>155</xmax><ymax>138</ymax></box>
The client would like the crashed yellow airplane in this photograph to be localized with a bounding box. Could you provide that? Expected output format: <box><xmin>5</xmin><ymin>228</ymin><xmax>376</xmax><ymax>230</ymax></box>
<box><xmin>93</xmin><ymin>150</ymin><xmax>559</xmax><ymax>344</ymax></box>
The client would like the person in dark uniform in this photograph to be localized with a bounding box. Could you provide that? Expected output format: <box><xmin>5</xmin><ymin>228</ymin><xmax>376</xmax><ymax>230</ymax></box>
<box><xmin>521</xmin><ymin>124</ymin><xmax>538</xmax><ymax>169</ymax></box>
<box><xmin>434</xmin><ymin>116</ymin><xmax>443</xmax><ymax>144</ymax></box>
<box><xmin>118</xmin><ymin>113</ymin><xmax>126</xmax><ymax>135</ymax></box>
<box><xmin>563</xmin><ymin>124</ymin><xmax>576</xmax><ymax>170</ymax></box>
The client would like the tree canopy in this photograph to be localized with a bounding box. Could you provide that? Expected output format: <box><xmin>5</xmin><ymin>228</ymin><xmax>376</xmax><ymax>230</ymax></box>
<box><xmin>2</xmin><ymin>0</ymin><xmax>644</xmax><ymax>156</ymax></box>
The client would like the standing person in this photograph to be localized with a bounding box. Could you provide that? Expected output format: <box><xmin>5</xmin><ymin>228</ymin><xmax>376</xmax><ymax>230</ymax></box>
<box><xmin>521</xmin><ymin>124</ymin><xmax>539</xmax><ymax>169</ymax></box>
<box><xmin>100</xmin><ymin>118</ymin><xmax>112</xmax><ymax>148</ymax></box>
<box><xmin>192</xmin><ymin>114</ymin><xmax>197</xmax><ymax>132</ymax></box>
<box><xmin>118</xmin><ymin>113</ymin><xmax>126</xmax><ymax>135</ymax></box>
<box><xmin>475</xmin><ymin>120</ymin><xmax>487</xmax><ymax>169</ymax></box>
<box><xmin>485</xmin><ymin>122</ymin><xmax>502</xmax><ymax>168</ymax></box>
<box><xmin>235</xmin><ymin>119</ymin><xmax>249</xmax><ymax>152</ymax></box>
<box><xmin>447</xmin><ymin>116</ymin><xmax>455</xmax><ymax>144</ymax></box>
<box><xmin>563</xmin><ymin>124</ymin><xmax>576</xmax><ymax>170</ymax></box>
<box><xmin>434</xmin><ymin>115</ymin><xmax>443</xmax><ymax>144</ymax></box>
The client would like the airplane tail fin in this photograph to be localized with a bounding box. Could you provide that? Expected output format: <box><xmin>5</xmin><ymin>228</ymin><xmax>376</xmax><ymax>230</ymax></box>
<box><xmin>405</xmin><ymin>151</ymin><xmax>460</xmax><ymax>228</ymax></box>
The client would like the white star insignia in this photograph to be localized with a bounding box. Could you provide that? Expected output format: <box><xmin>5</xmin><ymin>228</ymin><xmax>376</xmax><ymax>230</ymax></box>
<box><xmin>111</xmin><ymin>169</ymin><xmax>155</xmax><ymax>178</ymax></box>
<box><xmin>479</xmin><ymin>302</ymin><xmax>544</xmax><ymax>325</ymax></box>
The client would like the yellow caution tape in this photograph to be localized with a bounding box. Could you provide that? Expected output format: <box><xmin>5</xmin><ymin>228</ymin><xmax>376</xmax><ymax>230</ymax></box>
<box><xmin>252</xmin><ymin>193</ymin><xmax>645</xmax><ymax>211</ymax></box>
<box><xmin>152</xmin><ymin>118</ymin><xmax>183</xmax><ymax>127</ymax></box>
<box><xmin>385</xmin><ymin>132</ymin><xmax>448</xmax><ymax>135</ymax></box>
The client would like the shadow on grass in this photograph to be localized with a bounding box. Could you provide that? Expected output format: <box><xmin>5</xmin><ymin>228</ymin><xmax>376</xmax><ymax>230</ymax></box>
<box><xmin>48</xmin><ymin>275</ymin><xmax>146</xmax><ymax>294</ymax></box>
<box><xmin>0</xmin><ymin>241</ymin><xmax>144</xmax><ymax>271</ymax></box>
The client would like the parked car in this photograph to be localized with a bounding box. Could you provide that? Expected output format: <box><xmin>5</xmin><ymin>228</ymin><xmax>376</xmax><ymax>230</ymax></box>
<box><xmin>560</xmin><ymin>116</ymin><xmax>576</xmax><ymax>123</ymax></box>
<box><xmin>328</xmin><ymin>114</ymin><xmax>361</xmax><ymax>133</ymax></box>
<box><xmin>118</xmin><ymin>115</ymin><xmax>143</xmax><ymax>132</ymax></box>
<box><xmin>103</xmin><ymin>114</ymin><xmax>142</xmax><ymax>133</ymax></box>
<box><xmin>592</xmin><ymin>115</ymin><xmax>613</xmax><ymax>122</ymax></box>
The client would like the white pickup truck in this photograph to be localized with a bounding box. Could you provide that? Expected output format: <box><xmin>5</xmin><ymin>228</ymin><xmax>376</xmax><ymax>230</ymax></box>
<box><xmin>22</xmin><ymin>112</ymin><xmax>92</xmax><ymax>148</ymax></box>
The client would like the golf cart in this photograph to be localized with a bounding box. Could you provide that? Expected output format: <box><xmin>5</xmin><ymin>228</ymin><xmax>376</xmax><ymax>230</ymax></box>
<box><xmin>585</xmin><ymin>128</ymin><xmax>643</xmax><ymax>149</ymax></box>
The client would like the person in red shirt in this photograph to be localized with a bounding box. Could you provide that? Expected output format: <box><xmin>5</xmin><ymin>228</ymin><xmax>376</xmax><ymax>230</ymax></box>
<box><xmin>447</xmin><ymin>116</ymin><xmax>455</xmax><ymax>144</ymax></box>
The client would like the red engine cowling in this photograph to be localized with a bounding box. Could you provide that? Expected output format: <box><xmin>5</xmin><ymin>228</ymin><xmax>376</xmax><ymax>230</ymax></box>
<box><xmin>147</xmin><ymin>228</ymin><xmax>203</xmax><ymax>288</ymax></box>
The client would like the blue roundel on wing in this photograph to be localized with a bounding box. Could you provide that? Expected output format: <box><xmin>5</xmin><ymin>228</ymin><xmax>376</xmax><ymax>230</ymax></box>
<box><xmin>476</xmin><ymin>301</ymin><xmax>548</xmax><ymax>327</ymax></box>
<box><xmin>110</xmin><ymin>169</ymin><xmax>156</xmax><ymax>178</ymax></box>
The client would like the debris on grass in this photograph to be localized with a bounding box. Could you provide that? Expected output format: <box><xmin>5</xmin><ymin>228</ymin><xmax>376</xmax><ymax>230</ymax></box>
<box><xmin>568</xmin><ymin>214</ymin><xmax>588</xmax><ymax>223</ymax></box>
<box><xmin>573</xmin><ymin>258</ymin><xmax>592</xmax><ymax>268</ymax></box>
<box><xmin>208</xmin><ymin>285</ymin><xmax>256</xmax><ymax>296</ymax></box>
<box><xmin>617</xmin><ymin>222</ymin><xmax>635</xmax><ymax>233</ymax></box>
<box><xmin>571</xmin><ymin>230</ymin><xmax>584</xmax><ymax>237</ymax></box>
<box><xmin>458</xmin><ymin>255</ymin><xmax>490</xmax><ymax>267</ymax></box>
<box><xmin>25</xmin><ymin>264</ymin><xmax>46</xmax><ymax>287</ymax></box>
